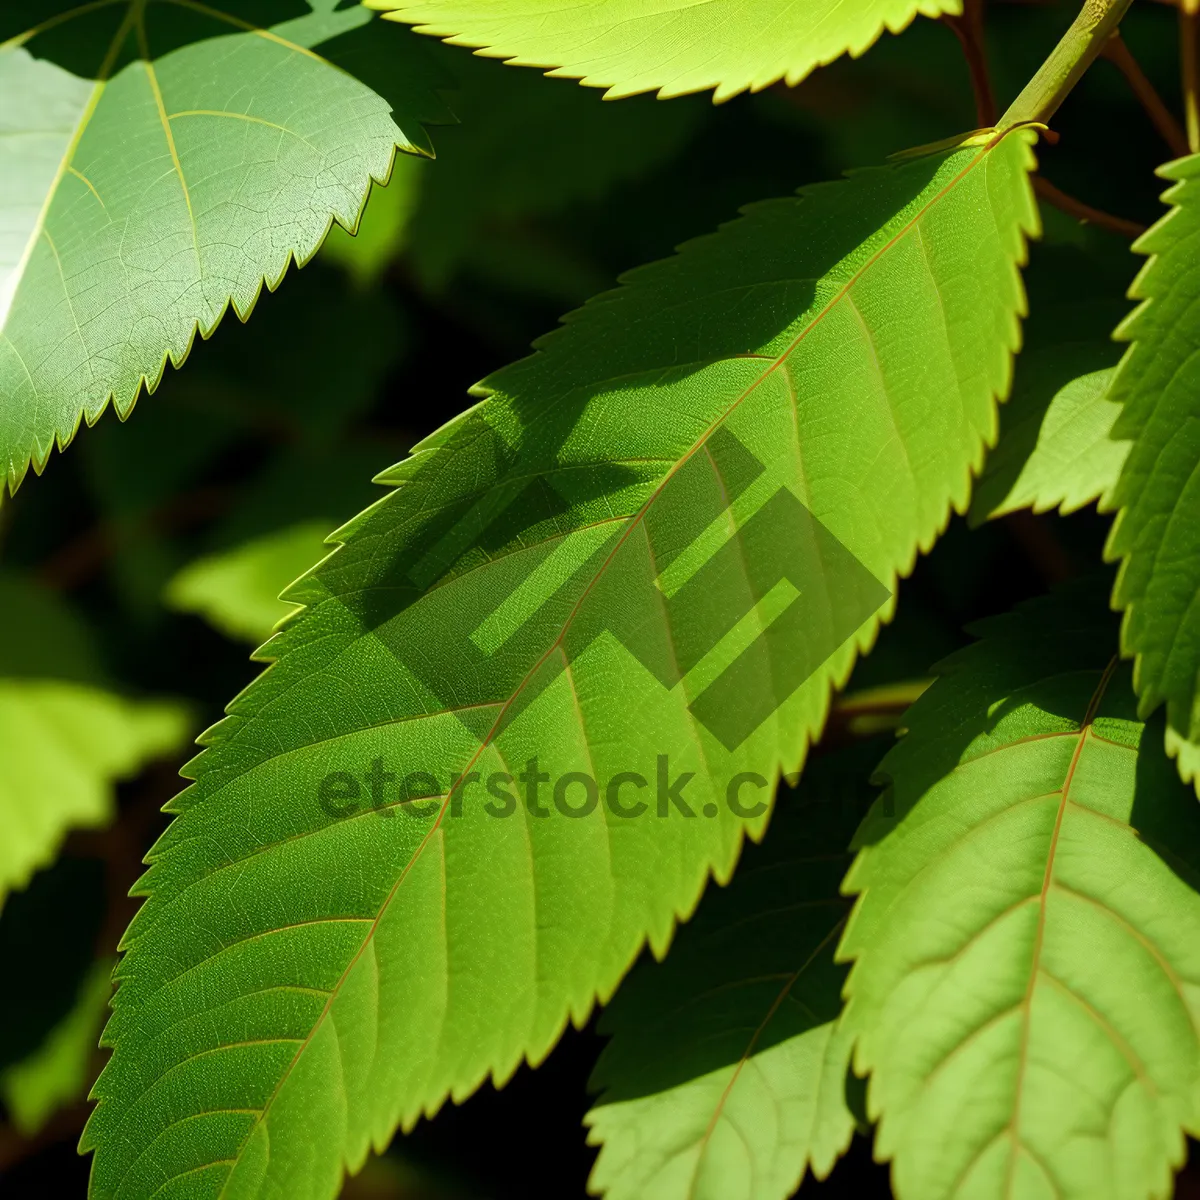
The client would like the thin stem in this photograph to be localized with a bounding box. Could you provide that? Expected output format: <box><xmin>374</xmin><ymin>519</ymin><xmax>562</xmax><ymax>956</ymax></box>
<box><xmin>1183</xmin><ymin>0</ymin><xmax>1200</xmax><ymax>152</ymax></box>
<box><xmin>1033</xmin><ymin>175</ymin><xmax>1147</xmax><ymax>238</ymax></box>
<box><xmin>1001</xmin><ymin>0</ymin><xmax>1136</xmax><ymax>128</ymax></box>
<box><xmin>946</xmin><ymin>0</ymin><xmax>997</xmax><ymax>126</ymax></box>
<box><xmin>1104</xmin><ymin>32</ymin><xmax>1189</xmax><ymax>156</ymax></box>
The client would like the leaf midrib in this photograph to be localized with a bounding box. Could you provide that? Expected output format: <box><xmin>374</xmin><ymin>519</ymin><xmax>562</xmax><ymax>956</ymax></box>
<box><xmin>683</xmin><ymin>914</ymin><xmax>847</xmax><ymax>1200</ymax></box>
<box><xmin>1001</xmin><ymin>655</ymin><xmax>1117</xmax><ymax>1199</ymax></box>
<box><xmin>192</xmin><ymin>137</ymin><xmax>1007</xmax><ymax>1196</ymax></box>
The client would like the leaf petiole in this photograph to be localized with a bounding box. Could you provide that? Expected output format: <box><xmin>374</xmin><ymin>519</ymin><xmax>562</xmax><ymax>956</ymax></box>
<box><xmin>1183</xmin><ymin>0</ymin><xmax>1200</xmax><ymax>152</ymax></box>
<box><xmin>1000</xmin><ymin>0</ymin><xmax>1136</xmax><ymax>129</ymax></box>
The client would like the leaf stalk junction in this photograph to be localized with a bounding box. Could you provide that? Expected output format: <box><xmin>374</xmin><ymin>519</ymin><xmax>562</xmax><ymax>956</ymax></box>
<box><xmin>1001</xmin><ymin>0</ymin><xmax>1137</xmax><ymax>130</ymax></box>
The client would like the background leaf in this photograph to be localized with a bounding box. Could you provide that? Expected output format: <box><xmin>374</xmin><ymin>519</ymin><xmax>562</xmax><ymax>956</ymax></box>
<box><xmin>164</xmin><ymin>519</ymin><xmax>334</xmax><ymax>644</ymax></box>
<box><xmin>840</xmin><ymin>587</ymin><xmax>1200</xmax><ymax>1200</ymax></box>
<box><xmin>370</xmin><ymin>0</ymin><xmax>959</xmax><ymax>102</ymax></box>
<box><xmin>586</xmin><ymin>748</ymin><xmax>877</xmax><ymax>1200</ymax></box>
<box><xmin>0</xmin><ymin>0</ymin><xmax>449</xmax><ymax>496</ymax></box>
<box><xmin>0</xmin><ymin>574</ymin><xmax>189</xmax><ymax>905</ymax></box>
<box><xmin>972</xmin><ymin>221</ymin><xmax>1132</xmax><ymax>522</ymax></box>
<box><xmin>0</xmin><ymin>680</ymin><xmax>187</xmax><ymax>905</ymax></box>
<box><xmin>0</xmin><ymin>958</ymin><xmax>113</xmax><ymax>1136</ymax></box>
<box><xmin>84</xmin><ymin>131</ymin><xmax>1036</xmax><ymax>1200</ymax></box>
<box><xmin>972</xmin><ymin>366</ymin><xmax>1124</xmax><ymax>519</ymax></box>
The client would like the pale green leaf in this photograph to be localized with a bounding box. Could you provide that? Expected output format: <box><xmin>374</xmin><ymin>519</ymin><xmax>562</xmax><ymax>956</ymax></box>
<box><xmin>840</xmin><ymin>588</ymin><xmax>1200</xmax><ymax>1200</ymax></box>
<box><xmin>972</xmin><ymin>366</ymin><xmax>1125</xmax><ymax>518</ymax></box>
<box><xmin>1104</xmin><ymin>154</ymin><xmax>1200</xmax><ymax>788</ymax></box>
<box><xmin>1</xmin><ymin>957</ymin><xmax>113</xmax><ymax>1135</ymax></box>
<box><xmin>0</xmin><ymin>679</ymin><xmax>189</xmax><ymax>904</ymax></box>
<box><xmin>84</xmin><ymin>130</ymin><xmax>1036</xmax><ymax>1200</ymax></box>
<box><xmin>369</xmin><ymin>0</ymin><xmax>959</xmax><ymax>102</ymax></box>
<box><xmin>971</xmin><ymin>226</ymin><xmax>1133</xmax><ymax>523</ymax></box>
<box><xmin>586</xmin><ymin>751</ymin><xmax>871</xmax><ymax>1200</ymax></box>
<box><xmin>0</xmin><ymin>572</ymin><xmax>191</xmax><ymax>903</ymax></box>
<box><xmin>165</xmin><ymin>519</ymin><xmax>335</xmax><ymax>643</ymax></box>
<box><xmin>0</xmin><ymin>0</ymin><xmax>449</xmax><ymax>495</ymax></box>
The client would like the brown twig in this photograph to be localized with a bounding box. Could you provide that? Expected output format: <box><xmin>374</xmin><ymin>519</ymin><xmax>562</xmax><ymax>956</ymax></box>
<box><xmin>1184</xmin><ymin>0</ymin><xmax>1200</xmax><ymax>152</ymax></box>
<box><xmin>1102</xmin><ymin>32</ymin><xmax>1189</xmax><ymax>157</ymax></box>
<box><xmin>945</xmin><ymin>0</ymin><xmax>998</xmax><ymax>127</ymax></box>
<box><xmin>1033</xmin><ymin>175</ymin><xmax>1147</xmax><ymax>239</ymax></box>
<box><xmin>809</xmin><ymin>680</ymin><xmax>934</xmax><ymax>758</ymax></box>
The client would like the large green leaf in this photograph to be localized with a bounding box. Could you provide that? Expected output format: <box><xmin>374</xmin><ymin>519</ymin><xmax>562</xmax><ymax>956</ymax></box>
<box><xmin>84</xmin><ymin>130</ymin><xmax>1036</xmax><ymax>1200</ymax></box>
<box><xmin>0</xmin><ymin>0</ymin><xmax>448</xmax><ymax>496</ymax></box>
<box><xmin>585</xmin><ymin>750</ymin><xmax>874</xmax><ymax>1200</ymax></box>
<box><xmin>1104</xmin><ymin>155</ymin><xmax>1200</xmax><ymax>788</ymax></box>
<box><xmin>370</xmin><ymin>0</ymin><xmax>958</xmax><ymax>102</ymax></box>
<box><xmin>839</xmin><ymin>588</ymin><xmax>1200</xmax><ymax>1200</ymax></box>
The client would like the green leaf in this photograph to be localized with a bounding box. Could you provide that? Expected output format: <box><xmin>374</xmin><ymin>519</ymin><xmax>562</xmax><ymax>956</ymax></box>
<box><xmin>0</xmin><ymin>573</ymin><xmax>190</xmax><ymax>903</ymax></box>
<box><xmin>0</xmin><ymin>0</ymin><xmax>449</xmax><ymax>496</ymax></box>
<box><xmin>971</xmin><ymin>226</ymin><xmax>1133</xmax><ymax>523</ymax></box>
<box><xmin>971</xmin><ymin>366</ymin><xmax>1125</xmax><ymax>519</ymax></box>
<box><xmin>586</xmin><ymin>751</ymin><xmax>874</xmax><ymax>1200</ymax></box>
<box><xmin>165</xmin><ymin>520</ymin><xmax>335</xmax><ymax>643</ymax></box>
<box><xmin>0</xmin><ymin>679</ymin><xmax>189</xmax><ymax>904</ymax></box>
<box><xmin>369</xmin><ymin>0</ymin><xmax>959</xmax><ymax>102</ymax></box>
<box><xmin>84</xmin><ymin>130</ymin><xmax>1036</xmax><ymax>1200</ymax></box>
<box><xmin>1</xmin><ymin>957</ymin><xmax>113</xmax><ymax>1135</ymax></box>
<box><xmin>839</xmin><ymin>587</ymin><xmax>1200</xmax><ymax>1200</ymax></box>
<box><xmin>1104</xmin><ymin>155</ymin><xmax>1200</xmax><ymax>787</ymax></box>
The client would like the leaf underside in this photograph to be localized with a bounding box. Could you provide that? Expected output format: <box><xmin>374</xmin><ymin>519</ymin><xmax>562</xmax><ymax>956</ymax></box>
<box><xmin>0</xmin><ymin>0</ymin><xmax>449</xmax><ymax>496</ymax></box>
<box><xmin>84</xmin><ymin>131</ymin><xmax>1036</xmax><ymax>1200</ymax></box>
<box><xmin>370</xmin><ymin>0</ymin><xmax>958</xmax><ymax>102</ymax></box>
<box><xmin>1104</xmin><ymin>154</ymin><xmax>1200</xmax><ymax>786</ymax></box>
<box><xmin>840</xmin><ymin>588</ymin><xmax>1200</xmax><ymax>1200</ymax></box>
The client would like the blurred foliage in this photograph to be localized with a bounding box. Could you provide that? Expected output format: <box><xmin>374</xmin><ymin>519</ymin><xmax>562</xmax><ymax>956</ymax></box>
<box><xmin>164</xmin><ymin>520</ymin><xmax>333</xmax><ymax>644</ymax></box>
<box><xmin>1</xmin><ymin>962</ymin><xmax>113</xmax><ymax>1137</ymax></box>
